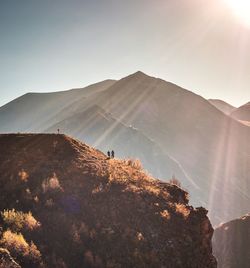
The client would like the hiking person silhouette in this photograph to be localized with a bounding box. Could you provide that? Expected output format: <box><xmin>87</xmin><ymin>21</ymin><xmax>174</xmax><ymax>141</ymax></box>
<box><xmin>111</xmin><ymin>150</ymin><xmax>115</xmax><ymax>159</ymax></box>
<box><xmin>107</xmin><ymin>151</ymin><xmax>111</xmax><ymax>159</ymax></box>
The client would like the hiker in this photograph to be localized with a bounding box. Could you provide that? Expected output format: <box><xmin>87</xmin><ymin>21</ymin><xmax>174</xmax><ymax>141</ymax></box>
<box><xmin>111</xmin><ymin>150</ymin><xmax>115</xmax><ymax>159</ymax></box>
<box><xmin>107</xmin><ymin>151</ymin><xmax>111</xmax><ymax>159</ymax></box>
<box><xmin>57</xmin><ymin>129</ymin><xmax>60</xmax><ymax>134</ymax></box>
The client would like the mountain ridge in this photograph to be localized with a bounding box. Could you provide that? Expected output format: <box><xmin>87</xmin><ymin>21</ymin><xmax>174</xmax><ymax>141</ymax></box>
<box><xmin>208</xmin><ymin>99</ymin><xmax>236</xmax><ymax>115</ymax></box>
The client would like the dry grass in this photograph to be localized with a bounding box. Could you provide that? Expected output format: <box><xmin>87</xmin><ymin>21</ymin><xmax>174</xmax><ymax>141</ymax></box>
<box><xmin>160</xmin><ymin>210</ymin><xmax>171</xmax><ymax>220</ymax></box>
<box><xmin>124</xmin><ymin>159</ymin><xmax>143</xmax><ymax>170</ymax></box>
<box><xmin>18</xmin><ymin>169</ymin><xmax>29</xmax><ymax>182</ymax></box>
<box><xmin>169</xmin><ymin>177</ymin><xmax>182</xmax><ymax>187</ymax></box>
<box><xmin>42</xmin><ymin>173</ymin><xmax>63</xmax><ymax>193</ymax></box>
<box><xmin>175</xmin><ymin>203</ymin><xmax>190</xmax><ymax>219</ymax></box>
<box><xmin>1</xmin><ymin>209</ymin><xmax>40</xmax><ymax>231</ymax></box>
<box><xmin>107</xmin><ymin>158</ymin><xmax>163</xmax><ymax>196</ymax></box>
<box><xmin>0</xmin><ymin>230</ymin><xmax>41</xmax><ymax>262</ymax></box>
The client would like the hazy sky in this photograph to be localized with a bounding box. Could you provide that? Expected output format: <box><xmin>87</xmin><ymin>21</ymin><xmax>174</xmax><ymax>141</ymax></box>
<box><xmin>0</xmin><ymin>0</ymin><xmax>250</xmax><ymax>107</ymax></box>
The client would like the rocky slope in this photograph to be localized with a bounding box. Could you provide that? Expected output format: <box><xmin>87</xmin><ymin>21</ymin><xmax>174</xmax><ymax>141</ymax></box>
<box><xmin>213</xmin><ymin>213</ymin><xmax>250</xmax><ymax>268</ymax></box>
<box><xmin>0</xmin><ymin>134</ymin><xmax>217</xmax><ymax>267</ymax></box>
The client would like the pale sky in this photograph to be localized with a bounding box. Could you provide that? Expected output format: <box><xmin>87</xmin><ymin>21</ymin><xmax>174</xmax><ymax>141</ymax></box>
<box><xmin>0</xmin><ymin>0</ymin><xmax>250</xmax><ymax>107</ymax></box>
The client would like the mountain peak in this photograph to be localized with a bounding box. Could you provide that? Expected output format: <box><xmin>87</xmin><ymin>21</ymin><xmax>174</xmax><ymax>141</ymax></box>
<box><xmin>129</xmin><ymin>71</ymin><xmax>150</xmax><ymax>78</ymax></box>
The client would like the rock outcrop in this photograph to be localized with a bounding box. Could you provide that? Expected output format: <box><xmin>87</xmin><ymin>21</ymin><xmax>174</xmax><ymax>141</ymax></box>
<box><xmin>213</xmin><ymin>213</ymin><xmax>250</xmax><ymax>268</ymax></box>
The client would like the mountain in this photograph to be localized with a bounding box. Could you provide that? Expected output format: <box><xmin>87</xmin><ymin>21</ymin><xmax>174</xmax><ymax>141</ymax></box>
<box><xmin>230</xmin><ymin>102</ymin><xmax>250</xmax><ymax>122</ymax></box>
<box><xmin>86</xmin><ymin>71</ymin><xmax>250</xmax><ymax>224</ymax></box>
<box><xmin>208</xmin><ymin>99</ymin><xmax>235</xmax><ymax>115</ymax></box>
<box><xmin>0</xmin><ymin>134</ymin><xmax>217</xmax><ymax>267</ymax></box>
<box><xmin>0</xmin><ymin>71</ymin><xmax>250</xmax><ymax>225</ymax></box>
<box><xmin>0</xmin><ymin>80</ymin><xmax>116</xmax><ymax>132</ymax></box>
<box><xmin>213</xmin><ymin>213</ymin><xmax>250</xmax><ymax>268</ymax></box>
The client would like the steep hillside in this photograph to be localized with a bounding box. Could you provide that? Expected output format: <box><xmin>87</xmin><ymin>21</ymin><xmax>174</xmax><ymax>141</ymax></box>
<box><xmin>213</xmin><ymin>213</ymin><xmax>250</xmax><ymax>268</ymax></box>
<box><xmin>45</xmin><ymin>104</ymin><xmax>189</xmax><ymax>183</ymax></box>
<box><xmin>0</xmin><ymin>134</ymin><xmax>217</xmax><ymax>268</ymax></box>
<box><xmin>0</xmin><ymin>72</ymin><xmax>249</xmax><ymax>225</ymax></box>
<box><xmin>0</xmin><ymin>80</ymin><xmax>115</xmax><ymax>132</ymax></box>
<box><xmin>208</xmin><ymin>99</ymin><xmax>235</xmax><ymax>115</ymax></box>
<box><xmin>231</xmin><ymin>102</ymin><xmax>250</xmax><ymax>122</ymax></box>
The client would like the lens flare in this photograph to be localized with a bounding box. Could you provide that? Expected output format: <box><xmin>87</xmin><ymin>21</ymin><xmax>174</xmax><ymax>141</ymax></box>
<box><xmin>225</xmin><ymin>0</ymin><xmax>250</xmax><ymax>27</ymax></box>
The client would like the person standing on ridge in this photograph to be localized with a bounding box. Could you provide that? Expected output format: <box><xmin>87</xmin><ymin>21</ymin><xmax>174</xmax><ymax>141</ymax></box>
<box><xmin>111</xmin><ymin>150</ymin><xmax>115</xmax><ymax>159</ymax></box>
<box><xmin>107</xmin><ymin>151</ymin><xmax>111</xmax><ymax>159</ymax></box>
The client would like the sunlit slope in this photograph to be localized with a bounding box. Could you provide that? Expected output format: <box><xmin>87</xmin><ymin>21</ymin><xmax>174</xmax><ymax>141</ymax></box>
<box><xmin>0</xmin><ymin>80</ymin><xmax>115</xmax><ymax>132</ymax></box>
<box><xmin>45</xmin><ymin>104</ymin><xmax>189</xmax><ymax>182</ymax></box>
<box><xmin>0</xmin><ymin>134</ymin><xmax>217</xmax><ymax>268</ymax></box>
<box><xmin>208</xmin><ymin>99</ymin><xmax>235</xmax><ymax>115</ymax></box>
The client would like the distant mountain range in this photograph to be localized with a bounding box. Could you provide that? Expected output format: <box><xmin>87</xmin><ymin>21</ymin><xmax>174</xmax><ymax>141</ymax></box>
<box><xmin>208</xmin><ymin>99</ymin><xmax>235</xmax><ymax>115</ymax></box>
<box><xmin>0</xmin><ymin>71</ymin><xmax>249</xmax><ymax>225</ymax></box>
<box><xmin>231</xmin><ymin>102</ymin><xmax>250</xmax><ymax>123</ymax></box>
<box><xmin>209</xmin><ymin>99</ymin><xmax>250</xmax><ymax>126</ymax></box>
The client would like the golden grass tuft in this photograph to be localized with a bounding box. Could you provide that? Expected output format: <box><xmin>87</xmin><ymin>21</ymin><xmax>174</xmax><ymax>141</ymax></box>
<box><xmin>42</xmin><ymin>172</ymin><xmax>63</xmax><ymax>192</ymax></box>
<box><xmin>175</xmin><ymin>203</ymin><xmax>190</xmax><ymax>219</ymax></box>
<box><xmin>107</xmin><ymin>158</ymin><xmax>166</xmax><ymax>197</ymax></box>
<box><xmin>169</xmin><ymin>177</ymin><xmax>181</xmax><ymax>187</ymax></box>
<box><xmin>18</xmin><ymin>169</ymin><xmax>29</xmax><ymax>182</ymax></box>
<box><xmin>160</xmin><ymin>210</ymin><xmax>171</xmax><ymax>220</ymax></box>
<box><xmin>1</xmin><ymin>209</ymin><xmax>40</xmax><ymax>231</ymax></box>
<box><xmin>0</xmin><ymin>230</ymin><xmax>41</xmax><ymax>262</ymax></box>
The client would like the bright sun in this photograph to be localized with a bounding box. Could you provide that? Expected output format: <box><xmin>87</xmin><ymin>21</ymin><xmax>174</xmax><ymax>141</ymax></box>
<box><xmin>225</xmin><ymin>0</ymin><xmax>250</xmax><ymax>26</ymax></box>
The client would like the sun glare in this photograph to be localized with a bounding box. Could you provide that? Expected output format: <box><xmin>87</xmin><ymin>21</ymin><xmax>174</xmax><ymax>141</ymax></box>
<box><xmin>225</xmin><ymin>0</ymin><xmax>250</xmax><ymax>26</ymax></box>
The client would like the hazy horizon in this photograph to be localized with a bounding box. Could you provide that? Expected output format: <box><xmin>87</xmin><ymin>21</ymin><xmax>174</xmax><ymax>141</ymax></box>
<box><xmin>1</xmin><ymin>0</ymin><xmax>250</xmax><ymax>107</ymax></box>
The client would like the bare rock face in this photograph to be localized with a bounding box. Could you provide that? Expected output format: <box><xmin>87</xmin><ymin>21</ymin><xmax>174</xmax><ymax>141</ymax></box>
<box><xmin>0</xmin><ymin>134</ymin><xmax>217</xmax><ymax>267</ymax></box>
<box><xmin>185</xmin><ymin>207</ymin><xmax>217</xmax><ymax>268</ymax></box>
<box><xmin>213</xmin><ymin>213</ymin><xmax>250</xmax><ymax>268</ymax></box>
<box><xmin>0</xmin><ymin>248</ymin><xmax>21</xmax><ymax>268</ymax></box>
